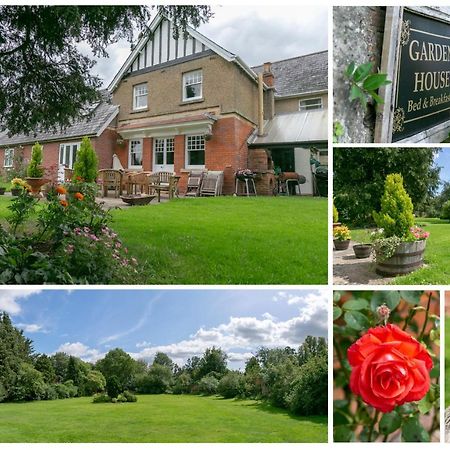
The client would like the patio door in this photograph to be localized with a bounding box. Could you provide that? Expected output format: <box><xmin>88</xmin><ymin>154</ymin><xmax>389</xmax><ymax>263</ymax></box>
<box><xmin>59</xmin><ymin>142</ymin><xmax>80</xmax><ymax>169</ymax></box>
<box><xmin>153</xmin><ymin>137</ymin><xmax>174</xmax><ymax>172</ymax></box>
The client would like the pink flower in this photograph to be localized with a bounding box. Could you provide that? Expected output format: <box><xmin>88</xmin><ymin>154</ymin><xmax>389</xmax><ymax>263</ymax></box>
<box><xmin>66</xmin><ymin>245</ymin><xmax>74</xmax><ymax>254</ymax></box>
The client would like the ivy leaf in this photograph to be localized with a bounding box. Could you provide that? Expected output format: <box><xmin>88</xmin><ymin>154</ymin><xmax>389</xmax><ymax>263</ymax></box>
<box><xmin>353</xmin><ymin>62</ymin><xmax>373</xmax><ymax>82</ymax></box>
<box><xmin>344</xmin><ymin>311</ymin><xmax>369</xmax><ymax>331</ymax></box>
<box><xmin>401</xmin><ymin>416</ymin><xmax>430</xmax><ymax>442</ymax></box>
<box><xmin>401</xmin><ymin>291</ymin><xmax>422</xmax><ymax>305</ymax></box>
<box><xmin>379</xmin><ymin>411</ymin><xmax>402</xmax><ymax>435</ymax></box>
<box><xmin>342</xmin><ymin>299</ymin><xmax>369</xmax><ymax>311</ymax></box>
<box><xmin>333</xmin><ymin>306</ymin><xmax>342</xmax><ymax>321</ymax></box>
<box><xmin>370</xmin><ymin>291</ymin><xmax>401</xmax><ymax>312</ymax></box>
<box><xmin>363</xmin><ymin>73</ymin><xmax>391</xmax><ymax>90</ymax></box>
<box><xmin>334</xmin><ymin>425</ymin><xmax>354</xmax><ymax>442</ymax></box>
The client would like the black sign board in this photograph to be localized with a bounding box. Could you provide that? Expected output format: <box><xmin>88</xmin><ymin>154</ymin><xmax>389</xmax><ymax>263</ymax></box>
<box><xmin>392</xmin><ymin>9</ymin><xmax>450</xmax><ymax>142</ymax></box>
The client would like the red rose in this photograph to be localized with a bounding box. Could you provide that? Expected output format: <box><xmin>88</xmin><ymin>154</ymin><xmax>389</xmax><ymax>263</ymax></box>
<box><xmin>347</xmin><ymin>323</ymin><xmax>433</xmax><ymax>413</ymax></box>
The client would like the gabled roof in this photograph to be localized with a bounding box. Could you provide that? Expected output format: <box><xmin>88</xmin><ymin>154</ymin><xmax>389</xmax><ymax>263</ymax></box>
<box><xmin>0</xmin><ymin>101</ymin><xmax>119</xmax><ymax>147</ymax></box>
<box><xmin>252</xmin><ymin>50</ymin><xmax>328</xmax><ymax>98</ymax></box>
<box><xmin>108</xmin><ymin>12</ymin><xmax>259</xmax><ymax>92</ymax></box>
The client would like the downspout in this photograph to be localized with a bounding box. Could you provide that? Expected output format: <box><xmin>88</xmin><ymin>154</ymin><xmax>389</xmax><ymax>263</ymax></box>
<box><xmin>257</xmin><ymin>73</ymin><xmax>264</xmax><ymax>136</ymax></box>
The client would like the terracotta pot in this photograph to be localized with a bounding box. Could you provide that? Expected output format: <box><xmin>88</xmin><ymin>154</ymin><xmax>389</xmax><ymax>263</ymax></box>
<box><xmin>353</xmin><ymin>243</ymin><xmax>372</xmax><ymax>259</ymax></box>
<box><xmin>334</xmin><ymin>239</ymin><xmax>350</xmax><ymax>251</ymax></box>
<box><xmin>25</xmin><ymin>178</ymin><xmax>50</xmax><ymax>195</ymax></box>
<box><xmin>376</xmin><ymin>240</ymin><xmax>426</xmax><ymax>277</ymax></box>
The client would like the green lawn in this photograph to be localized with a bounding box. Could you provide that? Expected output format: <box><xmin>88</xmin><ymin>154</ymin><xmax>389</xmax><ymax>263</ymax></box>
<box><xmin>0</xmin><ymin>395</ymin><xmax>327</xmax><ymax>443</ymax></box>
<box><xmin>110</xmin><ymin>196</ymin><xmax>327</xmax><ymax>284</ymax></box>
<box><xmin>350</xmin><ymin>218</ymin><xmax>450</xmax><ymax>285</ymax></box>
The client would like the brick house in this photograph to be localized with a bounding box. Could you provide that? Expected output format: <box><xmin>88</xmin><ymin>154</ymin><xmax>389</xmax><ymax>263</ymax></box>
<box><xmin>0</xmin><ymin>13</ymin><xmax>327</xmax><ymax>194</ymax></box>
<box><xmin>0</xmin><ymin>100</ymin><xmax>119</xmax><ymax>181</ymax></box>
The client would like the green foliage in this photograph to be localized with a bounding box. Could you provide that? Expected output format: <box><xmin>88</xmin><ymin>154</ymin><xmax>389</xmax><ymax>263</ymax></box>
<box><xmin>333</xmin><ymin>225</ymin><xmax>351</xmax><ymax>241</ymax></box>
<box><xmin>96</xmin><ymin>349</ymin><xmax>137</xmax><ymax>390</ymax></box>
<box><xmin>83</xmin><ymin>370</ymin><xmax>106</xmax><ymax>396</ymax></box>
<box><xmin>371</xmin><ymin>236</ymin><xmax>402</xmax><ymax>263</ymax></box>
<box><xmin>34</xmin><ymin>355</ymin><xmax>56</xmax><ymax>384</ymax></box>
<box><xmin>10</xmin><ymin>363</ymin><xmax>46</xmax><ymax>401</ymax></box>
<box><xmin>285</xmin><ymin>356</ymin><xmax>327</xmax><ymax>415</ymax></box>
<box><xmin>345</xmin><ymin>61</ymin><xmax>391</xmax><ymax>108</ymax></box>
<box><xmin>217</xmin><ymin>372</ymin><xmax>245</xmax><ymax>399</ymax></box>
<box><xmin>153</xmin><ymin>352</ymin><xmax>174</xmax><ymax>369</ymax></box>
<box><xmin>92</xmin><ymin>393</ymin><xmax>111</xmax><ymax>404</ymax></box>
<box><xmin>440</xmin><ymin>200</ymin><xmax>450</xmax><ymax>220</ymax></box>
<box><xmin>333</xmin><ymin>121</ymin><xmax>344</xmax><ymax>144</ymax></box>
<box><xmin>198</xmin><ymin>375</ymin><xmax>219</xmax><ymax>395</ymax></box>
<box><xmin>63</xmin><ymin>380</ymin><xmax>78</xmax><ymax>398</ymax></box>
<box><xmin>106</xmin><ymin>376</ymin><xmax>122</xmax><ymax>399</ymax></box>
<box><xmin>135</xmin><ymin>364</ymin><xmax>172</xmax><ymax>394</ymax></box>
<box><xmin>72</xmin><ymin>137</ymin><xmax>98</xmax><ymax>183</ymax></box>
<box><xmin>123</xmin><ymin>390</ymin><xmax>137</xmax><ymax>402</ymax></box>
<box><xmin>26</xmin><ymin>143</ymin><xmax>45</xmax><ymax>178</ymax></box>
<box><xmin>334</xmin><ymin>148</ymin><xmax>440</xmax><ymax>226</ymax></box>
<box><xmin>373</xmin><ymin>174</ymin><xmax>414</xmax><ymax>238</ymax></box>
<box><xmin>333</xmin><ymin>203</ymin><xmax>339</xmax><ymax>223</ymax></box>
<box><xmin>197</xmin><ymin>347</ymin><xmax>228</xmax><ymax>380</ymax></box>
<box><xmin>172</xmin><ymin>373</ymin><xmax>192</xmax><ymax>395</ymax></box>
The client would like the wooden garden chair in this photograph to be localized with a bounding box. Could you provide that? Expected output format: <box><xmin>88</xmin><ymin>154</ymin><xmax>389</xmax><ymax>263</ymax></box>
<box><xmin>200</xmin><ymin>171</ymin><xmax>223</xmax><ymax>196</ymax></box>
<box><xmin>99</xmin><ymin>169</ymin><xmax>123</xmax><ymax>198</ymax></box>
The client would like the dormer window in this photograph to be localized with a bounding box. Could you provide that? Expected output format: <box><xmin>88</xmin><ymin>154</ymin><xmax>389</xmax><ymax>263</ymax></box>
<box><xmin>133</xmin><ymin>83</ymin><xmax>148</xmax><ymax>110</ymax></box>
<box><xmin>299</xmin><ymin>97</ymin><xmax>323</xmax><ymax>111</ymax></box>
<box><xmin>183</xmin><ymin>70</ymin><xmax>203</xmax><ymax>101</ymax></box>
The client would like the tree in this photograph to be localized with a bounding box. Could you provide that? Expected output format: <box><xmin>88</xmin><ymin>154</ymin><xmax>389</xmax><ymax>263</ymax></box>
<box><xmin>135</xmin><ymin>364</ymin><xmax>172</xmax><ymax>394</ymax></box>
<box><xmin>9</xmin><ymin>362</ymin><xmax>46</xmax><ymax>401</ymax></box>
<box><xmin>26</xmin><ymin>142</ymin><xmax>44</xmax><ymax>177</ymax></box>
<box><xmin>333</xmin><ymin>148</ymin><xmax>440</xmax><ymax>225</ymax></box>
<box><xmin>197</xmin><ymin>347</ymin><xmax>228</xmax><ymax>379</ymax></box>
<box><xmin>297</xmin><ymin>336</ymin><xmax>327</xmax><ymax>366</ymax></box>
<box><xmin>172</xmin><ymin>372</ymin><xmax>192</xmax><ymax>395</ymax></box>
<box><xmin>66</xmin><ymin>356</ymin><xmax>83</xmax><ymax>387</ymax></box>
<box><xmin>0</xmin><ymin>6</ymin><xmax>212</xmax><ymax>136</ymax></box>
<box><xmin>83</xmin><ymin>370</ymin><xmax>106</xmax><ymax>396</ymax></box>
<box><xmin>198</xmin><ymin>375</ymin><xmax>219</xmax><ymax>395</ymax></box>
<box><xmin>72</xmin><ymin>137</ymin><xmax>98</xmax><ymax>183</ymax></box>
<box><xmin>152</xmin><ymin>352</ymin><xmax>174</xmax><ymax>370</ymax></box>
<box><xmin>217</xmin><ymin>372</ymin><xmax>244</xmax><ymax>399</ymax></box>
<box><xmin>34</xmin><ymin>354</ymin><xmax>56</xmax><ymax>384</ymax></box>
<box><xmin>50</xmin><ymin>352</ymin><xmax>70</xmax><ymax>383</ymax></box>
<box><xmin>96</xmin><ymin>348</ymin><xmax>136</xmax><ymax>389</ymax></box>
<box><xmin>106</xmin><ymin>375</ymin><xmax>122</xmax><ymax>399</ymax></box>
<box><xmin>441</xmin><ymin>200</ymin><xmax>450</xmax><ymax>220</ymax></box>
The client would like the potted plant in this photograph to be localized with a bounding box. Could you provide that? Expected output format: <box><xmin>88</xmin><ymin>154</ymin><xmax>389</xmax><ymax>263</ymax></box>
<box><xmin>372</xmin><ymin>173</ymin><xmax>428</xmax><ymax>276</ymax></box>
<box><xmin>10</xmin><ymin>178</ymin><xmax>27</xmax><ymax>196</ymax></box>
<box><xmin>333</xmin><ymin>225</ymin><xmax>351</xmax><ymax>250</ymax></box>
<box><xmin>351</xmin><ymin>230</ymin><xmax>372</xmax><ymax>258</ymax></box>
<box><xmin>26</xmin><ymin>142</ymin><xmax>50</xmax><ymax>195</ymax></box>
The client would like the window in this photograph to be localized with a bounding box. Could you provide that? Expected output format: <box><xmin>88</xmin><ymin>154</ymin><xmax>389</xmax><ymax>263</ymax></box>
<box><xmin>59</xmin><ymin>143</ymin><xmax>80</xmax><ymax>169</ymax></box>
<box><xmin>154</xmin><ymin>138</ymin><xmax>174</xmax><ymax>167</ymax></box>
<box><xmin>129</xmin><ymin>139</ymin><xmax>143</xmax><ymax>168</ymax></box>
<box><xmin>133</xmin><ymin>83</ymin><xmax>148</xmax><ymax>110</ymax></box>
<box><xmin>3</xmin><ymin>148</ymin><xmax>14</xmax><ymax>168</ymax></box>
<box><xmin>185</xmin><ymin>135</ymin><xmax>205</xmax><ymax>168</ymax></box>
<box><xmin>183</xmin><ymin>70</ymin><xmax>203</xmax><ymax>101</ymax></box>
<box><xmin>299</xmin><ymin>97</ymin><xmax>323</xmax><ymax>111</ymax></box>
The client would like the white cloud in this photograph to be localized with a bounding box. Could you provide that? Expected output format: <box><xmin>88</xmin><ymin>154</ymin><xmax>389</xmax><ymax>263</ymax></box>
<box><xmin>136</xmin><ymin>341</ymin><xmax>151</xmax><ymax>348</ymax></box>
<box><xmin>16</xmin><ymin>323</ymin><xmax>44</xmax><ymax>333</ymax></box>
<box><xmin>0</xmin><ymin>289</ymin><xmax>42</xmax><ymax>315</ymax></box>
<box><xmin>56</xmin><ymin>342</ymin><xmax>103</xmax><ymax>363</ymax></box>
<box><xmin>262</xmin><ymin>312</ymin><xmax>277</xmax><ymax>321</ymax></box>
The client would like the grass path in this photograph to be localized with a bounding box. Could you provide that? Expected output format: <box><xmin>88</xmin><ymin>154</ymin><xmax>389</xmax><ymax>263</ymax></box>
<box><xmin>0</xmin><ymin>395</ymin><xmax>327</xmax><ymax>443</ymax></box>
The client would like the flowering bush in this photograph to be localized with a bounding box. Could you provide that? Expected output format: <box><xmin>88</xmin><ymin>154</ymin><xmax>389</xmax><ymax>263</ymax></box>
<box><xmin>409</xmin><ymin>226</ymin><xmax>429</xmax><ymax>240</ymax></box>
<box><xmin>10</xmin><ymin>178</ymin><xmax>29</xmax><ymax>189</ymax></box>
<box><xmin>333</xmin><ymin>225</ymin><xmax>351</xmax><ymax>241</ymax></box>
<box><xmin>334</xmin><ymin>291</ymin><xmax>439</xmax><ymax>442</ymax></box>
<box><xmin>0</xmin><ymin>185</ymin><xmax>144</xmax><ymax>284</ymax></box>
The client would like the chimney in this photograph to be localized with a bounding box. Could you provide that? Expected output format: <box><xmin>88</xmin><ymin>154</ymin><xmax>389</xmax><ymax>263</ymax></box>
<box><xmin>262</xmin><ymin>62</ymin><xmax>274</xmax><ymax>87</ymax></box>
<box><xmin>257</xmin><ymin>73</ymin><xmax>265</xmax><ymax>136</ymax></box>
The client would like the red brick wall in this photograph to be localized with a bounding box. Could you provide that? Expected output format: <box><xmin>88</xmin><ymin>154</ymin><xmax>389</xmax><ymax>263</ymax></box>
<box><xmin>93</xmin><ymin>128</ymin><xmax>120</xmax><ymax>170</ymax></box>
<box><xmin>142</xmin><ymin>138</ymin><xmax>152</xmax><ymax>171</ymax></box>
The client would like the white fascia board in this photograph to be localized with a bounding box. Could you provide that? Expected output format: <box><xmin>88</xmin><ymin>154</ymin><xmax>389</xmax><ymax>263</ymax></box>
<box><xmin>107</xmin><ymin>14</ymin><xmax>164</xmax><ymax>93</ymax></box>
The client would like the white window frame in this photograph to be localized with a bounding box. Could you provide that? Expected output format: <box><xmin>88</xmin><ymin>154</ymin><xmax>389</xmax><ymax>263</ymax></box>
<box><xmin>129</xmin><ymin>139</ymin><xmax>143</xmax><ymax>169</ymax></box>
<box><xmin>153</xmin><ymin>137</ymin><xmax>174</xmax><ymax>170</ymax></box>
<box><xmin>182</xmin><ymin>70</ymin><xmax>203</xmax><ymax>102</ymax></box>
<box><xmin>133</xmin><ymin>83</ymin><xmax>148</xmax><ymax>111</ymax></box>
<box><xmin>299</xmin><ymin>97</ymin><xmax>323</xmax><ymax>111</ymax></box>
<box><xmin>59</xmin><ymin>142</ymin><xmax>81</xmax><ymax>169</ymax></box>
<box><xmin>185</xmin><ymin>135</ymin><xmax>205</xmax><ymax>169</ymax></box>
<box><xmin>3</xmin><ymin>148</ymin><xmax>14</xmax><ymax>168</ymax></box>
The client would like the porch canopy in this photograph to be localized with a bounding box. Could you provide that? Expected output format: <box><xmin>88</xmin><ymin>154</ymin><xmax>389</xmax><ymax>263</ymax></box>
<box><xmin>249</xmin><ymin>109</ymin><xmax>327</xmax><ymax>147</ymax></box>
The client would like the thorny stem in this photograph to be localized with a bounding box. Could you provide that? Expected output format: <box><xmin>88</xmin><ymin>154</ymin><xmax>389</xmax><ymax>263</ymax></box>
<box><xmin>368</xmin><ymin>409</ymin><xmax>380</xmax><ymax>442</ymax></box>
<box><xmin>402</xmin><ymin>307</ymin><xmax>416</xmax><ymax>331</ymax></box>
<box><xmin>419</xmin><ymin>292</ymin><xmax>433</xmax><ymax>341</ymax></box>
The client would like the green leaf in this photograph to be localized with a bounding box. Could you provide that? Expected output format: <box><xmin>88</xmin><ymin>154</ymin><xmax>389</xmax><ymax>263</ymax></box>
<box><xmin>401</xmin><ymin>416</ymin><xmax>430</xmax><ymax>442</ymax></box>
<box><xmin>334</xmin><ymin>425</ymin><xmax>354</xmax><ymax>442</ymax></box>
<box><xmin>333</xmin><ymin>306</ymin><xmax>342</xmax><ymax>321</ymax></box>
<box><xmin>334</xmin><ymin>399</ymin><xmax>349</xmax><ymax>410</ymax></box>
<box><xmin>363</xmin><ymin>73</ymin><xmax>390</xmax><ymax>90</ymax></box>
<box><xmin>333</xmin><ymin>291</ymin><xmax>342</xmax><ymax>303</ymax></box>
<box><xmin>368</xmin><ymin>91</ymin><xmax>384</xmax><ymax>105</ymax></box>
<box><xmin>379</xmin><ymin>411</ymin><xmax>402</xmax><ymax>435</ymax></box>
<box><xmin>353</xmin><ymin>62</ymin><xmax>373</xmax><ymax>82</ymax></box>
<box><xmin>401</xmin><ymin>291</ymin><xmax>422</xmax><ymax>305</ymax></box>
<box><xmin>430</xmin><ymin>363</ymin><xmax>440</xmax><ymax>379</ymax></box>
<box><xmin>342</xmin><ymin>299</ymin><xmax>369</xmax><ymax>311</ymax></box>
<box><xmin>349</xmin><ymin>85</ymin><xmax>365</xmax><ymax>102</ymax></box>
<box><xmin>344</xmin><ymin>311</ymin><xmax>369</xmax><ymax>331</ymax></box>
<box><xmin>396</xmin><ymin>403</ymin><xmax>416</xmax><ymax>415</ymax></box>
<box><xmin>418</xmin><ymin>396</ymin><xmax>433</xmax><ymax>415</ymax></box>
<box><xmin>334</xmin><ymin>410</ymin><xmax>350</xmax><ymax>426</ymax></box>
<box><xmin>370</xmin><ymin>291</ymin><xmax>401</xmax><ymax>312</ymax></box>
<box><xmin>345</xmin><ymin>62</ymin><xmax>356</xmax><ymax>78</ymax></box>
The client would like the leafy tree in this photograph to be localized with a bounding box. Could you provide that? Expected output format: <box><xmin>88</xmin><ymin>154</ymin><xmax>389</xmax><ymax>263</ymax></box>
<box><xmin>262</xmin><ymin>359</ymin><xmax>298</xmax><ymax>408</ymax></box>
<box><xmin>50</xmin><ymin>352</ymin><xmax>70</xmax><ymax>383</ymax></box>
<box><xmin>135</xmin><ymin>364</ymin><xmax>172</xmax><ymax>394</ymax></box>
<box><xmin>198</xmin><ymin>375</ymin><xmax>219</xmax><ymax>395</ymax></box>
<box><xmin>34</xmin><ymin>354</ymin><xmax>56</xmax><ymax>384</ymax></box>
<box><xmin>66</xmin><ymin>356</ymin><xmax>83</xmax><ymax>387</ymax></box>
<box><xmin>183</xmin><ymin>356</ymin><xmax>201</xmax><ymax>381</ymax></box>
<box><xmin>198</xmin><ymin>347</ymin><xmax>228</xmax><ymax>379</ymax></box>
<box><xmin>83</xmin><ymin>370</ymin><xmax>106</xmax><ymax>396</ymax></box>
<box><xmin>26</xmin><ymin>142</ymin><xmax>45</xmax><ymax>177</ymax></box>
<box><xmin>106</xmin><ymin>375</ymin><xmax>122</xmax><ymax>399</ymax></box>
<box><xmin>217</xmin><ymin>371</ymin><xmax>245</xmax><ymax>399</ymax></box>
<box><xmin>172</xmin><ymin>372</ymin><xmax>192</xmax><ymax>395</ymax></box>
<box><xmin>0</xmin><ymin>6</ymin><xmax>212</xmax><ymax>136</ymax></box>
<box><xmin>441</xmin><ymin>200</ymin><xmax>450</xmax><ymax>220</ymax></box>
<box><xmin>96</xmin><ymin>348</ymin><xmax>136</xmax><ymax>389</ymax></box>
<box><xmin>244</xmin><ymin>356</ymin><xmax>263</xmax><ymax>398</ymax></box>
<box><xmin>152</xmin><ymin>352</ymin><xmax>174</xmax><ymax>370</ymax></box>
<box><xmin>72</xmin><ymin>137</ymin><xmax>98</xmax><ymax>182</ymax></box>
<box><xmin>9</xmin><ymin>362</ymin><xmax>46</xmax><ymax>401</ymax></box>
<box><xmin>297</xmin><ymin>336</ymin><xmax>327</xmax><ymax>366</ymax></box>
<box><xmin>373</xmin><ymin>174</ymin><xmax>414</xmax><ymax>238</ymax></box>
<box><xmin>334</xmin><ymin>148</ymin><xmax>440</xmax><ymax>225</ymax></box>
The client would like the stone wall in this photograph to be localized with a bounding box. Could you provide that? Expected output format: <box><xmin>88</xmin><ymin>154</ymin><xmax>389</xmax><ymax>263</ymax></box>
<box><xmin>333</xmin><ymin>6</ymin><xmax>386</xmax><ymax>143</ymax></box>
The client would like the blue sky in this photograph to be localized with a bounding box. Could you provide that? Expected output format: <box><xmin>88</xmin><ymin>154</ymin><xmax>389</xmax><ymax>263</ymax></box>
<box><xmin>436</xmin><ymin>148</ymin><xmax>450</xmax><ymax>187</ymax></box>
<box><xmin>0</xmin><ymin>289</ymin><xmax>327</xmax><ymax>369</ymax></box>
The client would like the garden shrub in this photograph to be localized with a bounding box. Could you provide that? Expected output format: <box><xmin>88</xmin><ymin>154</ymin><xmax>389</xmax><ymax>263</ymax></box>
<box><xmin>135</xmin><ymin>364</ymin><xmax>173</xmax><ymax>394</ymax></box>
<box><xmin>83</xmin><ymin>370</ymin><xmax>106</xmax><ymax>396</ymax></box>
<box><xmin>372</xmin><ymin>174</ymin><xmax>414</xmax><ymax>238</ymax></box>
<box><xmin>441</xmin><ymin>200</ymin><xmax>450</xmax><ymax>220</ymax></box>
<box><xmin>42</xmin><ymin>384</ymin><xmax>59</xmax><ymax>400</ymax></box>
<box><xmin>262</xmin><ymin>361</ymin><xmax>298</xmax><ymax>408</ymax></box>
<box><xmin>172</xmin><ymin>373</ymin><xmax>192</xmax><ymax>394</ymax></box>
<box><xmin>9</xmin><ymin>363</ymin><xmax>46</xmax><ymax>401</ymax></box>
<box><xmin>63</xmin><ymin>380</ymin><xmax>78</xmax><ymax>398</ymax></box>
<box><xmin>92</xmin><ymin>393</ymin><xmax>111</xmax><ymax>403</ymax></box>
<box><xmin>72</xmin><ymin>136</ymin><xmax>98</xmax><ymax>183</ymax></box>
<box><xmin>217</xmin><ymin>371</ymin><xmax>245</xmax><ymax>399</ymax></box>
<box><xmin>26</xmin><ymin>142</ymin><xmax>44</xmax><ymax>178</ymax></box>
<box><xmin>117</xmin><ymin>393</ymin><xmax>127</xmax><ymax>402</ymax></box>
<box><xmin>106</xmin><ymin>376</ymin><xmax>122</xmax><ymax>399</ymax></box>
<box><xmin>285</xmin><ymin>356</ymin><xmax>327</xmax><ymax>415</ymax></box>
<box><xmin>333</xmin><ymin>203</ymin><xmax>339</xmax><ymax>223</ymax></box>
<box><xmin>198</xmin><ymin>375</ymin><xmax>219</xmax><ymax>395</ymax></box>
<box><xmin>123</xmin><ymin>390</ymin><xmax>137</xmax><ymax>402</ymax></box>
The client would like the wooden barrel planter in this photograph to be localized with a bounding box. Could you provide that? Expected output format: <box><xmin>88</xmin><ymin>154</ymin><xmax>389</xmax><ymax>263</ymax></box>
<box><xmin>353</xmin><ymin>244</ymin><xmax>372</xmax><ymax>259</ymax></box>
<box><xmin>375</xmin><ymin>240</ymin><xmax>426</xmax><ymax>276</ymax></box>
<box><xmin>334</xmin><ymin>239</ymin><xmax>350</xmax><ymax>251</ymax></box>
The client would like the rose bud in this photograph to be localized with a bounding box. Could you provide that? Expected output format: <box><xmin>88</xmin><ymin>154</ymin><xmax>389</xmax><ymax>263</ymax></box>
<box><xmin>347</xmin><ymin>323</ymin><xmax>433</xmax><ymax>413</ymax></box>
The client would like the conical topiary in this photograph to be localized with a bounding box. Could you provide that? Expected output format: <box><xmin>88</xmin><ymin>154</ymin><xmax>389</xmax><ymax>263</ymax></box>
<box><xmin>27</xmin><ymin>142</ymin><xmax>44</xmax><ymax>177</ymax></box>
<box><xmin>72</xmin><ymin>136</ymin><xmax>98</xmax><ymax>183</ymax></box>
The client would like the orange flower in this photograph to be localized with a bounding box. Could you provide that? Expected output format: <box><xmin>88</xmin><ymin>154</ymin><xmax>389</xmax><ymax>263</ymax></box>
<box><xmin>74</xmin><ymin>192</ymin><xmax>84</xmax><ymax>201</ymax></box>
<box><xmin>60</xmin><ymin>200</ymin><xmax>68</xmax><ymax>207</ymax></box>
<box><xmin>56</xmin><ymin>185</ymin><xmax>67</xmax><ymax>195</ymax></box>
